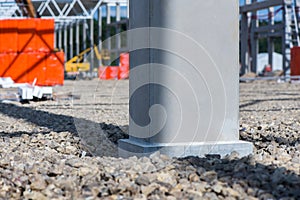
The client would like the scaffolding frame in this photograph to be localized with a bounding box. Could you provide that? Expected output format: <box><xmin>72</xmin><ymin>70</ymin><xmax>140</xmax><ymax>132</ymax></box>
<box><xmin>240</xmin><ymin>0</ymin><xmax>300</xmax><ymax>76</ymax></box>
<box><xmin>0</xmin><ymin>0</ymin><xmax>129</xmax><ymax>75</ymax></box>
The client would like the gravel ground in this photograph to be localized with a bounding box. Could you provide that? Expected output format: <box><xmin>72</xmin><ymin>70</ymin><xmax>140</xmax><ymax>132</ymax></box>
<box><xmin>0</xmin><ymin>79</ymin><xmax>299</xmax><ymax>199</ymax></box>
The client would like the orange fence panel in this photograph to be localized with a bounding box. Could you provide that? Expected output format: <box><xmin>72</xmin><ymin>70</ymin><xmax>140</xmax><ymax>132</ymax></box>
<box><xmin>2</xmin><ymin>53</ymin><xmax>28</xmax><ymax>83</ymax></box>
<box><xmin>0</xmin><ymin>20</ymin><xmax>18</xmax><ymax>53</ymax></box>
<box><xmin>18</xmin><ymin>19</ymin><xmax>37</xmax><ymax>53</ymax></box>
<box><xmin>99</xmin><ymin>66</ymin><xmax>119</xmax><ymax>80</ymax></box>
<box><xmin>119</xmin><ymin>53</ymin><xmax>129</xmax><ymax>79</ymax></box>
<box><xmin>35</xmin><ymin>19</ymin><xmax>54</xmax><ymax>53</ymax></box>
<box><xmin>44</xmin><ymin>52</ymin><xmax>64</xmax><ymax>86</ymax></box>
<box><xmin>26</xmin><ymin>52</ymin><xmax>47</xmax><ymax>85</ymax></box>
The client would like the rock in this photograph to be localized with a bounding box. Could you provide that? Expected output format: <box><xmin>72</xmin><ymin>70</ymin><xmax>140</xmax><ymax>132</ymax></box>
<box><xmin>24</xmin><ymin>191</ymin><xmax>47</xmax><ymax>200</ymax></box>
<box><xmin>188</xmin><ymin>173</ymin><xmax>200</xmax><ymax>182</ymax></box>
<box><xmin>79</xmin><ymin>167</ymin><xmax>92</xmax><ymax>176</ymax></box>
<box><xmin>201</xmin><ymin>171</ymin><xmax>218</xmax><ymax>183</ymax></box>
<box><xmin>156</xmin><ymin>172</ymin><xmax>177</xmax><ymax>187</ymax></box>
<box><xmin>141</xmin><ymin>183</ymin><xmax>159</xmax><ymax>196</ymax></box>
<box><xmin>30</xmin><ymin>175</ymin><xmax>47</xmax><ymax>190</ymax></box>
<box><xmin>135</xmin><ymin>175</ymin><xmax>150</xmax><ymax>186</ymax></box>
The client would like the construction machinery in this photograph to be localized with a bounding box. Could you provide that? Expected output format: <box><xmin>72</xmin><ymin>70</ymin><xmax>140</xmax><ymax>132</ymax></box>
<box><xmin>65</xmin><ymin>45</ymin><xmax>110</xmax><ymax>77</ymax></box>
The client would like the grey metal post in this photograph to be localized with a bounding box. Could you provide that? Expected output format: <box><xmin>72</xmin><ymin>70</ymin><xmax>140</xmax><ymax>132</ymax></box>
<box><xmin>98</xmin><ymin>7</ymin><xmax>102</xmax><ymax>67</ymax></box>
<box><xmin>76</xmin><ymin>21</ymin><xmax>80</xmax><ymax>56</ymax></box>
<box><xmin>250</xmin><ymin>0</ymin><xmax>258</xmax><ymax>73</ymax></box>
<box><xmin>268</xmin><ymin>7</ymin><xmax>274</xmax><ymax>69</ymax></box>
<box><xmin>54</xmin><ymin>27</ymin><xmax>57</xmax><ymax>49</ymax></box>
<box><xmin>64</xmin><ymin>24</ymin><xmax>68</xmax><ymax>62</ymax></box>
<box><xmin>116</xmin><ymin>3</ymin><xmax>121</xmax><ymax>53</ymax></box>
<box><xmin>106</xmin><ymin>4</ymin><xmax>111</xmax><ymax>64</ymax></box>
<box><xmin>83</xmin><ymin>20</ymin><xmax>87</xmax><ymax>60</ymax></box>
<box><xmin>58</xmin><ymin>26</ymin><xmax>62</xmax><ymax>50</ymax></box>
<box><xmin>119</xmin><ymin>0</ymin><xmax>253</xmax><ymax>158</ymax></box>
<box><xmin>69</xmin><ymin>24</ymin><xmax>73</xmax><ymax>60</ymax></box>
<box><xmin>241</xmin><ymin>13</ymin><xmax>248</xmax><ymax>75</ymax></box>
<box><xmin>90</xmin><ymin>18</ymin><xmax>94</xmax><ymax>74</ymax></box>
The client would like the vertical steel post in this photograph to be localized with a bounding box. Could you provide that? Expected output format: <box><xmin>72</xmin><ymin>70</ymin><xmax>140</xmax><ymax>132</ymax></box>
<box><xmin>64</xmin><ymin>23</ymin><xmax>68</xmax><ymax>62</ymax></box>
<box><xmin>76</xmin><ymin>21</ymin><xmax>80</xmax><ymax>56</ymax></box>
<box><xmin>98</xmin><ymin>7</ymin><xmax>102</xmax><ymax>67</ymax></box>
<box><xmin>119</xmin><ymin>0</ymin><xmax>253</xmax><ymax>158</ymax></box>
<box><xmin>116</xmin><ymin>3</ymin><xmax>121</xmax><ymax>55</ymax></box>
<box><xmin>241</xmin><ymin>13</ymin><xmax>248</xmax><ymax>75</ymax></box>
<box><xmin>59</xmin><ymin>25</ymin><xmax>62</xmax><ymax>50</ymax></box>
<box><xmin>250</xmin><ymin>0</ymin><xmax>258</xmax><ymax>73</ymax></box>
<box><xmin>83</xmin><ymin>20</ymin><xmax>87</xmax><ymax>61</ymax></box>
<box><xmin>268</xmin><ymin>7</ymin><xmax>274</xmax><ymax>69</ymax></box>
<box><xmin>69</xmin><ymin>24</ymin><xmax>73</xmax><ymax>60</ymax></box>
<box><xmin>90</xmin><ymin>18</ymin><xmax>94</xmax><ymax>74</ymax></box>
<box><xmin>106</xmin><ymin>4</ymin><xmax>111</xmax><ymax>64</ymax></box>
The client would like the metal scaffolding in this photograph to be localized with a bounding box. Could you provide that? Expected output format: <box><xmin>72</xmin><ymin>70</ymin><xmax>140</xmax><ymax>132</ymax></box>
<box><xmin>0</xmin><ymin>0</ymin><xmax>129</xmax><ymax>74</ymax></box>
<box><xmin>240</xmin><ymin>0</ymin><xmax>300</xmax><ymax>76</ymax></box>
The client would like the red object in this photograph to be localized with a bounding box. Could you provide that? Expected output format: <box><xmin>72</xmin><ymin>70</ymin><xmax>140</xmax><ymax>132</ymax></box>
<box><xmin>18</xmin><ymin>19</ymin><xmax>37</xmax><ymax>53</ymax></box>
<box><xmin>2</xmin><ymin>53</ymin><xmax>28</xmax><ymax>83</ymax></box>
<box><xmin>26</xmin><ymin>52</ymin><xmax>47</xmax><ymax>85</ymax></box>
<box><xmin>35</xmin><ymin>19</ymin><xmax>54</xmax><ymax>52</ymax></box>
<box><xmin>99</xmin><ymin>66</ymin><xmax>119</xmax><ymax>80</ymax></box>
<box><xmin>0</xmin><ymin>20</ymin><xmax>18</xmax><ymax>53</ymax></box>
<box><xmin>118</xmin><ymin>53</ymin><xmax>129</xmax><ymax>79</ymax></box>
<box><xmin>44</xmin><ymin>52</ymin><xmax>64</xmax><ymax>86</ymax></box>
<box><xmin>291</xmin><ymin>47</ymin><xmax>300</xmax><ymax>77</ymax></box>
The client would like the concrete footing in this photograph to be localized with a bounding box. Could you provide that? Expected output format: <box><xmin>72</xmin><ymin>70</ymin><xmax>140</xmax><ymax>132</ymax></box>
<box><xmin>119</xmin><ymin>139</ymin><xmax>253</xmax><ymax>158</ymax></box>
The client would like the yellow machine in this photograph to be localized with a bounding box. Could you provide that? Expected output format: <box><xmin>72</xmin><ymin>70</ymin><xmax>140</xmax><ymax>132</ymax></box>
<box><xmin>65</xmin><ymin>46</ymin><xmax>110</xmax><ymax>75</ymax></box>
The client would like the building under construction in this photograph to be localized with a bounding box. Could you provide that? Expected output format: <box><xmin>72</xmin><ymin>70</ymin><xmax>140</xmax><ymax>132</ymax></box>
<box><xmin>1</xmin><ymin>0</ymin><xmax>300</xmax><ymax>81</ymax></box>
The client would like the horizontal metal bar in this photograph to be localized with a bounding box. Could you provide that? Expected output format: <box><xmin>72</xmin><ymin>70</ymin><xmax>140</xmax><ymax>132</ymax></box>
<box><xmin>240</xmin><ymin>0</ymin><xmax>284</xmax><ymax>13</ymax></box>
<box><xmin>256</xmin><ymin>31</ymin><xmax>283</xmax><ymax>38</ymax></box>
<box><xmin>254</xmin><ymin>24</ymin><xmax>284</xmax><ymax>33</ymax></box>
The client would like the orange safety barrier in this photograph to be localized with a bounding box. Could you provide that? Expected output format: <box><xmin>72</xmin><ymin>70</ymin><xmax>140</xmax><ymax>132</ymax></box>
<box><xmin>99</xmin><ymin>66</ymin><xmax>119</xmax><ymax>80</ymax></box>
<box><xmin>44</xmin><ymin>52</ymin><xmax>64</xmax><ymax>86</ymax></box>
<box><xmin>291</xmin><ymin>47</ymin><xmax>300</xmax><ymax>77</ymax></box>
<box><xmin>119</xmin><ymin>52</ymin><xmax>129</xmax><ymax>79</ymax></box>
<box><xmin>0</xmin><ymin>20</ymin><xmax>18</xmax><ymax>53</ymax></box>
<box><xmin>2</xmin><ymin>53</ymin><xmax>28</xmax><ymax>83</ymax></box>
<box><xmin>35</xmin><ymin>19</ymin><xmax>54</xmax><ymax>52</ymax></box>
<box><xmin>18</xmin><ymin>19</ymin><xmax>37</xmax><ymax>53</ymax></box>
<box><xmin>26</xmin><ymin>52</ymin><xmax>47</xmax><ymax>85</ymax></box>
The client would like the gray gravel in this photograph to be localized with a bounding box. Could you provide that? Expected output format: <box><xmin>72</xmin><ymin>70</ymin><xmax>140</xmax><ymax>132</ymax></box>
<box><xmin>0</xmin><ymin>79</ymin><xmax>299</xmax><ymax>199</ymax></box>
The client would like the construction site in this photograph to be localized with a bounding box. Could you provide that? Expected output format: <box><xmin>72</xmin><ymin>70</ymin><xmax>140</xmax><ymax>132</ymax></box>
<box><xmin>0</xmin><ymin>0</ymin><xmax>299</xmax><ymax>199</ymax></box>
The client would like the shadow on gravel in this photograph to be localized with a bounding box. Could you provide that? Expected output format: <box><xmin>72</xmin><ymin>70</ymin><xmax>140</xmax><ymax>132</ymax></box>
<box><xmin>181</xmin><ymin>156</ymin><xmax>300</xmax><ymax>199</ymax></box>
<box><xmin>239</xmin><ymin>97</ymin><xmax>300</xmax><ymax>109</ymax></box>
<box><xmin>0</xmin><ymin>103</ymin><xmax>128</xmax><ymax>155</ymax></box>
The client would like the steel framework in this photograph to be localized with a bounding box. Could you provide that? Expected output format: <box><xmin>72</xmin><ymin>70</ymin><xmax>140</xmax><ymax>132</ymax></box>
<box><xmin>240</xmin><ymin>0</ymin><xmax>300</xmax><ymax>76</ymax></box>
<box><xmin>0</xmin><ymin>0</ymin><xmax>129</xmax><ymax>74</ymax></box>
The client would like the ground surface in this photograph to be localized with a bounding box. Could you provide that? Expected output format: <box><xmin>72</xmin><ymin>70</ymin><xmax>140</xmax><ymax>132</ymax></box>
<box><xmin>0</xmin><ymin>80</ymin><xmax>299</xmax><ymax>199</ymax></box>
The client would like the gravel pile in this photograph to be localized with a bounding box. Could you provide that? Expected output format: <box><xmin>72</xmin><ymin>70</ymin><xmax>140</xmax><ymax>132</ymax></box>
<box><xmin>0</xmin><ymin>80</ymin><xmax>299</xmax><ymax>199</ymax></box>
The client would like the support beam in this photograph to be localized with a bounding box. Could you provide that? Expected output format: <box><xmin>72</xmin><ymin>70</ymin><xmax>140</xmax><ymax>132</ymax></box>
<box><xmin>64</xmin><ymin>24</ymin><xmax>68</xmax><ymax>62</ymax></box>
<box><xmin>98</xmin><ymin>7</ymin><xmax>102</xmax><ymax>67</ymax></box>
<box><xmin>268</xmin><ymin>7</ymin><xmax>275</xmax><ymax>69</ymax></box>
<box><xmin>76</xmin><ymin>21</ymin><xmax>80</xmax><ymax>56</ymax></box>
<box><xmin>120</xmin><ymin>0</ymin><xmax>253</xmax><ymax>158</ymax></box>
<box><xmin>106</xmin><ymin>5</ymin><xmax>111</xmax><ymax>64</ymax></box>
<box><xmin>240</xmin><ymin>0</ymin><xmax>284</xmax><ymax>13</ymax></box>
<box><xmin>240</xmin><ymin>13</ymin><xmax>248</xmax><ymax>75</ymax></box>
<box><xmin>90</xmin><ymin>18</ymin><xmax>94</xmax><ymax>74</ymax></box>
<box><xmin>250</xmin><ymin>0</ymin><xmax>258</xmax><ymax>73</ymax></box>
<box><xmin>83</xmin><ymin>20</ymin><xmax>87</xmax><ymax>60</ymax></box>
<box><xmin>69</xmin><ymin>24</ymin><xmax>73</xmax><ymax>60</ymax></box>
<box><xmin>116</xmin><ymin>2</ymin><xmax>121</xmax><ymax>52</ymax></box>
<box><xmin>58</xmin><ymin>26</ymin><xmax>62</xmax><ymax>50</ymax></box>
